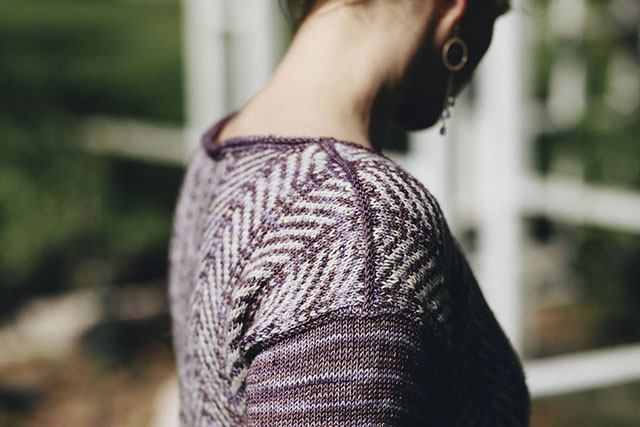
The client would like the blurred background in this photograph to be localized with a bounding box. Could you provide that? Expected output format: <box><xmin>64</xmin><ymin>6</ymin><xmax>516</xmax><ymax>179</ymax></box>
<box><xmin>0</xmin><ymin>0</ymin><xmax>638</xmax><ymax>426</ymax></box>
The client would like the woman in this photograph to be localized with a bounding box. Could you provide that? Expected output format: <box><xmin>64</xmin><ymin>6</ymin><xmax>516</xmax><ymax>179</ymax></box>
<box><xmin>168</xmin><ymin>0</ymin><xmax>530</xmax><ymax>425</ymax></box>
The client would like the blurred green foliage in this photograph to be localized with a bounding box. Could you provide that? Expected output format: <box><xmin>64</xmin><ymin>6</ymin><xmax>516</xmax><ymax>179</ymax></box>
<box><xmin>0</xmin><ymin>0</ymin><xmax>184</xmax><ymax>318</ymax></box>
<box><xmin>531</xmin><ymin>0</ymin><xmax>640</xmax><ymax>189</ymax></box>
<box><xmin>534</xmin><ymin>126</ymin><xmax>640</xmax><ymax>189</ymax></box>
<box><xmin>0</xmin><ymin>116</ymin><xmax>184</xmax><ymax>319</ymax></box>
<box><xmin>0</xmin><ymin>0</ymin><xmax>183</xmax><ymax>121</ymax></box>
<box><xmin>573</xmin><ymin>225</ymin><xmax>640</xmax><ymax>345</ymax></box>
<box><xmin>0</xmin><ymin>115</ymin><xmax>104</xmax><ymax>289</ymax></box>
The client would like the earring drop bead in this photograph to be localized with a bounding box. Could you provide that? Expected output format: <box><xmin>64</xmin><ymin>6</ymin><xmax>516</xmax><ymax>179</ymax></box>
<box><xmin>439</xmin><ymin>94</ymin><xmax>455</xmax><ymax>137</ymax></box>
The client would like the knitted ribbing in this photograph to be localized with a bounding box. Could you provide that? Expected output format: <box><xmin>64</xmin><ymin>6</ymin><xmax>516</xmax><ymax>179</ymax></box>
<box><xmin>167</xmin><ymin>116</ymin><xmax>531</xmax><ymax>426</ymax></box>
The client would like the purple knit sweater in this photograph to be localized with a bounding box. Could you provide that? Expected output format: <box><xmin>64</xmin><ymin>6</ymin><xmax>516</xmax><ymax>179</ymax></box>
<box><xmin>168</xmin><ymin>115</ymin><xmax>530</xmax><ymax>426</ymax></box>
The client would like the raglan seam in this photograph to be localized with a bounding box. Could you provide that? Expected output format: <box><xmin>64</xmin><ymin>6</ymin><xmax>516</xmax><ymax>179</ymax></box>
<box><xmin>318</xmin><ymin>139</ymin><xmax>380</xmax><ymax>311</ymax></box>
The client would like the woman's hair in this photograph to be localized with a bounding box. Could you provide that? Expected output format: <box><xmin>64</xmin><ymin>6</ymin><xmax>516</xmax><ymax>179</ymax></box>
<box><xmin>280</xmin><ymin>0</ymin><xmax>511</xmax><ymax>29</ymax></box>
<box><xmin>280</xmin><ymin>0</ymin><xmax>316</xmax><ymax>28</ymax></box>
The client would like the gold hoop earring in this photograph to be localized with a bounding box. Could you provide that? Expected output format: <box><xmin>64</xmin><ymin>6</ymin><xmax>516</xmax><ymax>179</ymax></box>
<box><xmin>440</xmin><ymin>27</ymin><xmax>468</xmax><ymax>136</ymax></box>
<box><xmin>442</xmin><ymin>36</ymin><xmax>469</xmax><ymax>72</ymax></box>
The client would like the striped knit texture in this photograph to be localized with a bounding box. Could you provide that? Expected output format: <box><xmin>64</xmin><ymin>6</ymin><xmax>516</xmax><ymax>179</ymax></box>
<box><xmin>167</xmin><ymin>116</ymin><xmax>531</xmax><ymax>426</ymax></box>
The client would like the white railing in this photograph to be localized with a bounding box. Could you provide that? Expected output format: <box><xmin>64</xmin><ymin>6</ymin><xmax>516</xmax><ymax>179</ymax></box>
<box><xmin>83</xmin><ymin>117</ymin><xmax>184</xmax><ymax>165</ymax></box>
<box><xmin>525</xmin><ymin>343</ymin><xmax>640</xmax><ymax>397</ymax></box>
<box><xmin>522</xmin><ymin>174</ymin><xmax>640</xmax><ymax>233</ymax></box>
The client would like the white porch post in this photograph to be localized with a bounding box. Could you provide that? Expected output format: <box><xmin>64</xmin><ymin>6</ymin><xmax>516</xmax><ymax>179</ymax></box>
<box><xmin>182</xmin><ymin>0</ymin><xmax>227</xmax><ymax>161</ymax></box>
<box><xmin>226</xmin><ymin>0</ymin><xmax>283</xmax><ymax>110</ymax></box>
<box><xmin>473</xmin><ymin>14</ymin><xmax>527</xmax><ymax>353</ymax></box>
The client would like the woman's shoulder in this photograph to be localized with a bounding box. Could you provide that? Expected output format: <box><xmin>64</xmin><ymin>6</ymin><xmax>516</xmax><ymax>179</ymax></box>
<box><xmin>330</xmin><ymin>143</ymin><xmax>453</xmax><ymax>324</ymax></box>
<box><xmin>235</xmin><ymin>140</ymin><xmax>454</xmax><ymax>356</ymax></box>
<box><xmin>329</xmin><ymin>141</ymin><xmax>450</xmax><ymax>248</ymax></box>
<box><xmin>274</xmin><ymin>139</ymin><xmax>452</xmax><ymax>281</ymax></box>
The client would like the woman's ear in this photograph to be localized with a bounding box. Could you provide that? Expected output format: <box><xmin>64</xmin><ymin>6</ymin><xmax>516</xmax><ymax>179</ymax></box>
<box><xmin>433</xmin><ymin>0</ymin><xmax>468</xmax><ymax>46</ymax></box>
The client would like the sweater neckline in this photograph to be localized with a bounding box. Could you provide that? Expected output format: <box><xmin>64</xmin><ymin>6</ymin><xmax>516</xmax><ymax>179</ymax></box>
<box><xmin>201</xmin><ymin>112</ymin><xmax>383</xmax><ymax>158</ymax></box>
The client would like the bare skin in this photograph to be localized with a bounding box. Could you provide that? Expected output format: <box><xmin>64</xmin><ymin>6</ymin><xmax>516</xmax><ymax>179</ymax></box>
<box><xmin>217</xmin><ymin>0</ymin><xmax>468</xmax><ymax>151</ymax></box>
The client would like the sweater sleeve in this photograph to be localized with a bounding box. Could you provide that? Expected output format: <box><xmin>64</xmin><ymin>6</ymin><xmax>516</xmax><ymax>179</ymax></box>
<box><xmin>244</xmin><ymin>311</ymin><xmax>437</xmax><ymax>426</ymax></box>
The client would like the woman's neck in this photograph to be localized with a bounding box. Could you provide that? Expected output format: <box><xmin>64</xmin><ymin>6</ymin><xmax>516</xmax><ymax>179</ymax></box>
<box><xmin>218</xmin><ymin>1</ymin><xmax>435</xmax><ymax>151</ymax></box>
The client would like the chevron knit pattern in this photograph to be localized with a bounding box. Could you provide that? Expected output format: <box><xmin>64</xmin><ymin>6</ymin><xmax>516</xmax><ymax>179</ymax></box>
<box><xmin>168</xmin><ymin>115</ymin><xmax>531</xmax><ymax>426</ymax></box>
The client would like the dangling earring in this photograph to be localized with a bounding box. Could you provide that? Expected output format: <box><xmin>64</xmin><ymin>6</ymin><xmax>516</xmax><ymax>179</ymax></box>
<box><xmin>439</xmin><ymin>24</ymin><xmax>468</xmax><ymax>136</ymax></box>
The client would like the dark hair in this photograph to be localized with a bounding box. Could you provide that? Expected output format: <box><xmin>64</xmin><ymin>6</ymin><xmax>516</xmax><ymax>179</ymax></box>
<box><xmin>280</xmin><ymin>0</ymin><xmax>511</xmax><ymax>29</ymax></box>
<box><xmin>280</xmin><ymin>0</ymin><xmax>316</xmax><ymax>29</ymax></box>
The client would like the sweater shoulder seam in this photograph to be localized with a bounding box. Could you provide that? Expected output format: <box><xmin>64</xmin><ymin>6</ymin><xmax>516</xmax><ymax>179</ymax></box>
<box><xmin>242</xmin><ymin>305</ymin><xmax>425</xmax><ymax>362</ymax></box>
<box><xmin>318</xmin><ymin>140</ymin><xmax>379</xmax><ymax>310</ymax></box>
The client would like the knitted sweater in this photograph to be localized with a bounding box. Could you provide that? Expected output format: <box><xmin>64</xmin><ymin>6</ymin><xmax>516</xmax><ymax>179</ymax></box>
<box><xmin>168</xmin><ymin>115</ymin><xmax>531</xmax><ymax>426</ymax></box>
